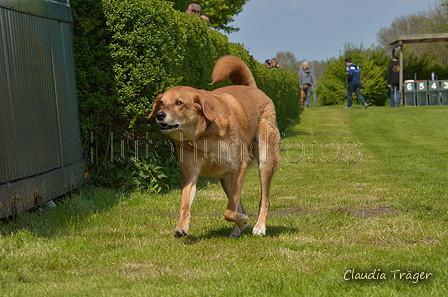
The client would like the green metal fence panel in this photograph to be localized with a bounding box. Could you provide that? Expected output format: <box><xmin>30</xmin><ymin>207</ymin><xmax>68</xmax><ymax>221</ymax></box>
<box><xmin>403</xmin><ymin>81</ymin><xmax>416</xmax><ymax>106</ymax></box>
<box><xmin>415</xmin><ymin>81</ymin><xmax>428</xmax><ymax>106</ymax></box>
<box><xmin>0</xmin><ymin>0</ymin><xmax>85</xmax><ymax>218</ymax></box>
<box><xmin>428</xmin><ymin>80</ymin><xmax>441</xmax><ymax>106</ymax></box>
<box><xmin>440</xmin><ymin>80</ymin><xmax>448</xmax><ymax>106</ymax></box>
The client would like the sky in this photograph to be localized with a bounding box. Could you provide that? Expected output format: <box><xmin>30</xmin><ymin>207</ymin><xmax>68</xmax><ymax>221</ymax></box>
<box><xmin>225</xmin><ymin>0</ymin><xmax>437</xmax><ymax>63</ymax></box>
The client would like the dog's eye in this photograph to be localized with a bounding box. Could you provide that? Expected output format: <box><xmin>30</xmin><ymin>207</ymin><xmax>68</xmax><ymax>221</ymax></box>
<box><xmin>175</xmin><ymin>99</ymin><xmax>183</xmax><ymax>106</ymax></box>
<box><xmin>159</xmin><ymin>100</ymin><xmax>164</xmax><ymax>106</ymax></box>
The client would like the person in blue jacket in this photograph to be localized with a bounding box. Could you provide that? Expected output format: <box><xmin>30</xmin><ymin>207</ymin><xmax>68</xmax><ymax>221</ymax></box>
<box><xmin>345</xmin><ymin>57</ymin><xmax>368</xmax><ymax>109</ymax></box>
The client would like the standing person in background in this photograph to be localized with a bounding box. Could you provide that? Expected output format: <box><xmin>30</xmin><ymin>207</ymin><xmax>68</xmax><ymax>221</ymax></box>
<box><xmin>299</xmin><ymin>61</ymin><xmax>315</xmax><ymax>108</ymax></box>
<box><xmin>345</xmin><ymin>57</ymin><xmax>368</xmax><ymax>109</ymax></box>
<box><xmin>387</xmin><ymin>56</ymin><xmax>400</xmax><ymax>107</ymax></box>
<box><xmin>264</xmin><ymin>59</ymin><xmax>272</xmax><ymax>68</ymax></box>
<box><xmin>185</xmin><ymin>2</ymin><xmax>201</xmax><ymax>16</ymax></box>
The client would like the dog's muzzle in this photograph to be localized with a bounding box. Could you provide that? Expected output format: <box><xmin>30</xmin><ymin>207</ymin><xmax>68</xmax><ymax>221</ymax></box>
<box><xmin>156</xmin><ymin>112</ymin><xmax>179</xmax><ymax>132</ymax></box>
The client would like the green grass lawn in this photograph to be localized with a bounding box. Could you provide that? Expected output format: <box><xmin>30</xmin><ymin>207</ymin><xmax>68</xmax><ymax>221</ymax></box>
<box><xmin>1</xmin><ymin>105</ymin><xmax>447</xmax><ymax>296</ymax></box>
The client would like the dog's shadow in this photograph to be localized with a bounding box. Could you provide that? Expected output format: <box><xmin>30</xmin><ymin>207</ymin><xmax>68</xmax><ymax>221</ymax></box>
<box><xmin>181</xmin><ymin>225</ymin><xmax>299</xmax><ymax>245</ymax></box>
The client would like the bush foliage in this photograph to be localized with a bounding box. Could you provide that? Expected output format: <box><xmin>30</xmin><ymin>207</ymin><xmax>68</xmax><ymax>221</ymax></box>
<box><xmin>72</xmin><ymin>0</ymin><xmax>301</xmax><ymax>190</ymax></box>
<box><xmin>317</xmin><ymin>44</ymin><xmax>389</xmax><ymax>106</ymax></box>
<box><xmin>404</xmin><ymin>49</ymin><xmax>448</xmax><ymax>81</ymax></box>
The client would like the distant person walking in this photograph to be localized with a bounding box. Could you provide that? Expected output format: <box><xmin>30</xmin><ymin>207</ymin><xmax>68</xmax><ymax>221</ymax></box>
<box><xmin>299</xmin><ymin>61</ymin><xmax>315</xmax><ymax>108</ymax></box>
<box><xmin>387</xmin><ymin>56</ymin><xmax>400</xmax><ymax>107</ymax></box>
<box><xmin>345</xmin><ymin>57</ymin><xmax>368</xmax><ymax>109</ymax></box>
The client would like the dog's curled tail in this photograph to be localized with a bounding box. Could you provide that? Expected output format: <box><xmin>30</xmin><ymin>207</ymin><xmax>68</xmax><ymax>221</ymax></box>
<box><xmin>210</xmin><ymin>55</ymin><xmax>257</xmax><ymax>88</ymax></box>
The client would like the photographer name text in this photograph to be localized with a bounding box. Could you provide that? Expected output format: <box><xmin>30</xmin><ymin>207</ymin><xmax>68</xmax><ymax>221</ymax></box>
<box><xmin>344</xmin><ymin>269</ymin><xmax>432</xmax><ymax>283</ymax></box>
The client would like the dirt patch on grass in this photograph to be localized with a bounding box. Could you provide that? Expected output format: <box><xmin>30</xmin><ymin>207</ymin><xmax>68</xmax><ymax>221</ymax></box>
<box><xmin>348</xmin><ymin>206</ymin><xmax>400</xmax><ymax>218</ymax></box>
<box><xmin>211</xmin><ymin>207</ymin><xmax>396</xmax><ymax>218</ymax></box>
<box><xmin>269</xmin><ymin>207</ymin><xmax>400</xmax><ymax>218</ymax></box>
<box><xmin>190</xmin><ymin>206</ymin><xmax>439</xmax><ymax>220</ymax></box>
<box><xmin>269</xmin><ymin>208</ymin><xmax>308</xmax><ymax>217</ymax></box>
<box><xmin>269</xmin><ymin>207</ymin><xmax>401</xmax><ymax>218</ymax></box>
<box><xmin>210</xmin><ymin>208</ymin><xmax>307</xmax><ymax>217</ymax></box>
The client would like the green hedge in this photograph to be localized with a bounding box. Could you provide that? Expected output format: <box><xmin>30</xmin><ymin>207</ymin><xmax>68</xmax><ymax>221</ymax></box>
<box><xmin>317</xmin><ymin>45</ymin><xmax>389</xmax><ymax>106</ymax></box>
<box><xmin>72</xmin><ymin>0</ymin><xmax>301</xmax><ymax>190</ymax></box>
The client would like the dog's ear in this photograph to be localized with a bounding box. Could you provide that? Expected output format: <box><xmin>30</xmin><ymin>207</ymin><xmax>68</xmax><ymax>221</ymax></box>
<box><xmin>147</xmin><ymin>94</ymin><xmax>163</xmax><ymax>119</ymax></box>
<box><xmin>194</xmin><ymin>95</ymin><xmax>216</xmax><ymax>122</ymax></box>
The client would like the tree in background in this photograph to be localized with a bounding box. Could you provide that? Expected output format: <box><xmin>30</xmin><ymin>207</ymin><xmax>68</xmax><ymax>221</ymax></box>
<box><xmin>376</xmin><ymin>0</ymin><xmax>448</xmax><ymax>79</ymax></box>
<box><xmin>317</xmin><ymin>44</ymin><xmax>389</xmax><ymax>106</ymax></box>
<box><xmin>170</xmin><ymin>0</ymin><xmax>249</xmax><ymax>33</ymax></box>
<box><xmin>274</xmin><ymin>51</ymin><xmax>327</xmax><ymax>82</ymax></box>
<box><xmin>275</xmin><ymin>51</ymin><xmax>300</xmax><ymax>73</ymax></box>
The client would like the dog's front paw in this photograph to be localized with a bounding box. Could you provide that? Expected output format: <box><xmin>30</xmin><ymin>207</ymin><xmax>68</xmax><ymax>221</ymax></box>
<box><xmin>173</xmin><ymin>229</ymin><xmax>188</xmax><ymax>238</ymax></box>
<box><xmin>252</xmin><ymin>224</ymin><xmax>266</xmax><ymax>237</ymax></box>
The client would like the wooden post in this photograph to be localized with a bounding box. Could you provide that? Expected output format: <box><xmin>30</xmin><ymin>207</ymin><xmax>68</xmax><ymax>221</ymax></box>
<box><xmin>399</xmin><ymin>43</ymin><xmax>404</xmax><ymax>106</ymax></box>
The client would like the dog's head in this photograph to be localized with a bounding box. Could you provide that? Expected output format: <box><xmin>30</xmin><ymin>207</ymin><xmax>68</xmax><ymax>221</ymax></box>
<box><xmin>148</xmin><ymin>86</ymin><xmax>216</xmax><ymax>140</ymax></box>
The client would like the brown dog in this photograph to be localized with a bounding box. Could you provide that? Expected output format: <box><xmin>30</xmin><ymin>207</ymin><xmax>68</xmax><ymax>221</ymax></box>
<box><xmin>148</xmin><ymin>56</ymin><xmax>280</xmax><ymax>238</ymax></box>
<box><xmin>300</xmin><ymin>84</ymin><xmax>309</xmax><ymax>108</ymax></box>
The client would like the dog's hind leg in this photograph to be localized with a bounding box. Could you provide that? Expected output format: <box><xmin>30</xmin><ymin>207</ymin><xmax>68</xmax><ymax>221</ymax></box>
<box><xmin>253</xmin><ymin>123</ymin><xmax>280</xmax><ymax>236</ymax></box>
<box><xmin>221</xmin><ymin>172</ymin><xmax>249</xmax><ymax>237</ymax></box>
<box><xmin>220</xmin><ymin>175</ymin><xmax>248</xmax><ymax>237</ymax></box>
